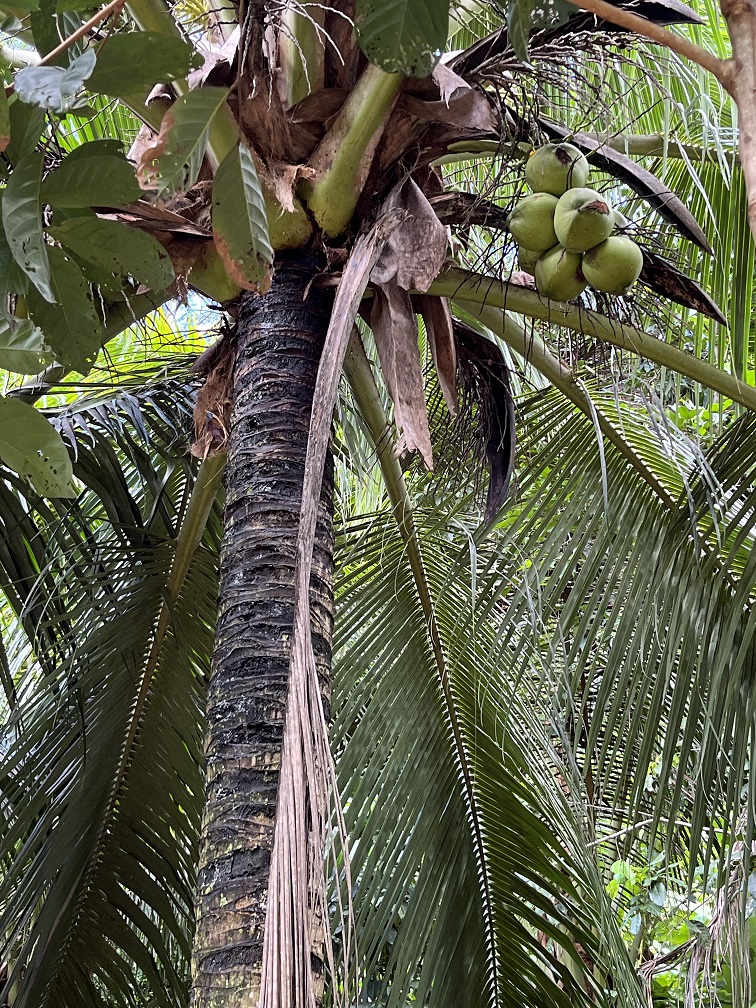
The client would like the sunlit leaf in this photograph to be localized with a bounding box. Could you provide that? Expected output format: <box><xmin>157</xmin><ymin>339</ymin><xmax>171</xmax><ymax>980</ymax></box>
<box><xmin>14</xmin><ymin>47</ymin><xmax>95</xmax><ymax>112</ymax></box>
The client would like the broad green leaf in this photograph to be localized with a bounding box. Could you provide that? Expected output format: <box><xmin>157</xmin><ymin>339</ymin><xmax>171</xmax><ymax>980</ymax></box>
<box><xmin>2</xmin><ymin>150</ymin><xmax>54</xmax><ymax>301</ymax></box>
<box><xmin>31</xmin><ymin>0</ymin><xmax>87</xmax><ymax>63</ymax></box>
<box><xmin>355</xmin><ymin>0</ymin><xmax>448</xmax><ymax>76</ymax></box>
<box><xmin>0</xmin><ymin>315</ymin><xmax>52</xmax><ymax>373</ymax></box>
<box><xmin>5</xmin><ymin>98</ymin><xmax>45</xmax><ymax>165</ymax></box>
<box><xmin>42</xmin><ymin>151</ymin><xmax>142</xmax><ymax>207</ymax></box>
<box><xmin>508</xmin><ymin>0</ymin><xmax>574</xmax><ymax>59</ymax></box>
<box><xmin>0</xmin><ymin>395</ymin><xmax>74</xmax><ymax>496</ymax></box>
<box><xmin>26</xmin><ymin>246</ymin><xmax>102</xmax><ymax>373</ymax></box>
<box><xmin>0</xmin><ymin>87</ymin><xmax>10</xmax><ymax>153</ymax></box>
<box><xmin>138</xmin><ymin>87</ymin><xmax>229</xmax><ymax>197</ymax></box>
<box><xmin>86</xmin><ymin>33</ymin><xmax>202</xmax><ymax>98</ymax></box>
<box><xmin>507</xmin><ymin>0</ymin><xmax>534</xmax><ymax>60</ymax></box>
<box><xmin>49</xmin><ymin>217</ymin><xmax>175</xmax><ymax>291</ymax></box>
<box><xmin>64</xmin><ymin>138</ymin><xmax>125</xmax><ymax>160</ymax></box>
<box><xmin>0</xmin><ymin>203</ymin><xmax>29</xmax><ymax>298</ymax></box>
<box><xmin>0</xmin><ymin>0</ymin><xmax>39</xmax><ymax>13</ymax></box>
<box><xmin>212</xmin><ymin>143</ymin><xmax>272</xmax><ymax>294</ymax></box>
<box><xmin>14</xmin><ymin>47</ymin><xmax>96</xmax><ymax>112</ymax></box>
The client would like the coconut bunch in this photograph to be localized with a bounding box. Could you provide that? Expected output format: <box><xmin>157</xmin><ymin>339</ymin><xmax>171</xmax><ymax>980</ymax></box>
<box><xmin>508</xmin><ymin>143</ymin><xmax>644</xmax><ymax>301</ymax></box>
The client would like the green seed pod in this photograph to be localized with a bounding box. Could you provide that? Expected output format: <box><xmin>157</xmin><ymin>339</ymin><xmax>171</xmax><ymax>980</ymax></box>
<box><xmin>525</xmin><ymin>142</ymin><xmax>590</xmax><ymax>196</ymax></box>
<box><xmin>517</xmin><ymin>245</ymin><xmax>541</xmax><ymax>274</ymax></box>
<box><xmin>554</xmin><ymin>187</ymin><xmax>614</xmax><ymax>253</ymax></box>
<box><xmin>582</xmin><ymin>235</ymin><xmax>644</xmax><ymax>295</ymax></box>
<box><xmin>535</xmin><ymin>245</ymin><xmax>587</xmax><ymax>301</ymax></box>
<box><xmin>507</xmin><ymin>193</ymin><xmax>558</xmax><ymax>252</ymax></box>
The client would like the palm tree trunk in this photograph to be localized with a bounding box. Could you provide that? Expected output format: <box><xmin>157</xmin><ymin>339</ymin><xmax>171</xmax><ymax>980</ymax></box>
<box><xmin>190</xmin><ymin>251</ymin><xmax>334</xmax><ymax>1008</ymax></box>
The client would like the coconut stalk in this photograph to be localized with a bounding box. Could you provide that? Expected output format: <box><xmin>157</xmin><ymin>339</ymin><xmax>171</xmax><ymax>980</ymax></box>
<box><xmin>429</xmin><ymin>268</ymin><xmax>756</xmax><ymax>411</ymax></box>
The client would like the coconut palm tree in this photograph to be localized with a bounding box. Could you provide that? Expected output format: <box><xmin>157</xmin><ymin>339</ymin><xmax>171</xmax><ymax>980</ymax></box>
<box><xmin>0</xmin><ymin>1</ymin><xmax>753</xmax><ymax>1008</ymax></box>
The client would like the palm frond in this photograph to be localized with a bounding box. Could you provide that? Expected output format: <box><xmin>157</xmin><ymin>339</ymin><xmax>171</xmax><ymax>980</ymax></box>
<box><xmin>0</xmin><ymin>379</ymin><xmax>222</xmax><ymax>1008</ymax></box>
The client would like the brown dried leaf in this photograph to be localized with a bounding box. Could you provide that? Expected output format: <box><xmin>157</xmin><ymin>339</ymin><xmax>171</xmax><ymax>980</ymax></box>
<box><xmin>238</xmin><ymin>75</ymin><xmax>292</xmax><ymax>162</ymax></box>
<box><xmin>372</xmin><ymin>178</ymin><xmax>448</xmax><ymax>292</ymax></box>
<box><xmin>191</xmin><ymin>335</ymin><xmax>233</xmax><ymax>458</ymax></box>
<box><xmin>370</xmin><ymin>278</ymin><xmax>433</xmax><ymax>469</ymax></box>
<box><xmin>416</xmin><ymin>293</ymin><xmax>458</xmax><ymax>415</ymax></box>
<box><xmin>213</xmin><ymin>233</ymin><xmax>272</xmax><ymax>294</ymax></box>
<box><xmin>400</xmin><ymin>64</ymin><xmax>498</xmax><ymax>131</ymax></box>
<box><xmin>262</xmin><ymin>160</ymin><xmax>317</xmax><ymax>214</ymax></box>
<box><xmin>455</xmin><ymin>320</ymin><xmax>515</xmax><ymax>521</ymax></box>
<box><xmin>430</xmin><ymin>190</ymin><xmax>510</xmax><ymax>229</ymax></box>
<box><xmin>639</xmin><ymin>248</ymin><xmax>727</xmax><ymax>323</ymax></box>
<box><xmin>136</xmin><ymin>110</ymin><xmax>176</xmax><ymax>191</ymax></box>
<box><xmin>287</xmin><ymin>88</ymin><xmax>349</xmax><ymax>162</ymax></box>
<box><xmin>98</xmin><ymin>200</ymin><xmax>212</xmax><ymax>237</ymax></box>
<box><xmin>187</xmin><ymin>26</ymin><xmax>239</xmax><ymax>89</ymax></box>
<box><xmin>377</xmin><ymin>109</ymin><xmax>418</xmax><ymax>173</ymax></box>
<box><xmin>542</xmin><ymin>120</ymin><xmax>713</xmax><ymax>254</ymax></box>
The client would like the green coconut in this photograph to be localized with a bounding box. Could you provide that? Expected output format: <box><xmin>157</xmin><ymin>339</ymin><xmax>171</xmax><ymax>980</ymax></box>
<box><xmin>582</xmin><ymin>235</ymin><xmax>644</xmax><ymax>295</ymax></box>
<box><xmin>525</xmin><ymin>142</ymin><xmax>590</xmax><ymax>196</ymax></box>
<box><xmin>535</xmin><ymin>245</ymin><xmax>587</xmax><ymax>301</ymax></box>
<box><xmin>611</xmin><ymin>207</ymin><xmax>630</xmax><ymax>231</ymax></box>
<box><xmin>554</xmin><ymin>187</ymin><xmax>614</xmax><ymax>253</ymax></box>
<box><xmin>507</xmin><ymin>193</ymin><xmax>558</xmax><ymax>252</ymax></box>
<box><xmin>517</xmin><ymin>245</ymin><xmax>542</xmax><ymax>274</ymax></box>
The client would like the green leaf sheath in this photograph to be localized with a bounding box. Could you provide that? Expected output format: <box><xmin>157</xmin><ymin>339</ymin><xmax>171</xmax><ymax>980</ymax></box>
<box><xmin>355</xmin><ymin>0</ymin><xmax>449</xmax><ymax>75</ymax></box>
<box><xmin>0</xmin><ymin>396</ymin><xmax>74</xmax><ymax>496</ymax></box>
<box><xmin>2</xmin><ymin>150</ymin><xmax>54</xmax><ymax>301</ymax></box>
<box><xmin>211</xmin><ymin>143</ymin><xmax>273</xmax><ymax>292</ymax></box>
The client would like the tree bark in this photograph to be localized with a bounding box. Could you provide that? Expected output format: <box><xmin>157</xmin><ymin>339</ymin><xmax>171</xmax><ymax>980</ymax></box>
<box><xmin>190</xmin><ymin>251</ymin><xmax>334</xmax><ymax>1008</ymax></box>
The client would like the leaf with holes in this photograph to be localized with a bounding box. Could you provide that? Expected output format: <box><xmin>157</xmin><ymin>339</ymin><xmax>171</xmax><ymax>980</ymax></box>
<box><xmin>0</xmin><ymin>396</ymin><xmax>74</xmax><ymax>496</ymax></box>
<box><xmin>2</xmin><ymin>150</ymin><xmax>54</xmax><ymax>301</ymax></box>
<box><xmin>86</xmin><ymin>32</ymin><xmax>202</xmax><ymax>97</ymax></box>
<box><xmin>49</xmin><ymin>217</ymin><xmax>175</xmax><ymax>291</ymax></box>
<box><xmin>42</xmin><ymin>149</ymin><xmax>142</xmax><ymax>207</ymax></box>
<box><xmin>26</xmin><ymin>246</ymin><xmax>102</xmax><ymax>374</ymax></box>
<box><xmin>15</xmin><ymin>47</ymin><xmax>95</xmax><ymax>112</ymax></box>
<box><xmin>355</xmin><ymin>0</ymin><xmax>449</xmax><ymax>75</ymax></box>
<box><xmin>212</xmin><ymin>143</ymin><xmax>272</xmax><ymax>294</ymax></box>
<box><xmin>0</xmin><ymin>315</ymin><xmax>52</xmax><ymax>373</ymax></box>
<box><xmin>137</xmin><ymin>87</ymin><xmax>230</xmax><ymax>197</ymax></box>
<box><xmin>5</xmin><ymin>99</ymin><xmax>45</xmax><ymax>166</ymax></box>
